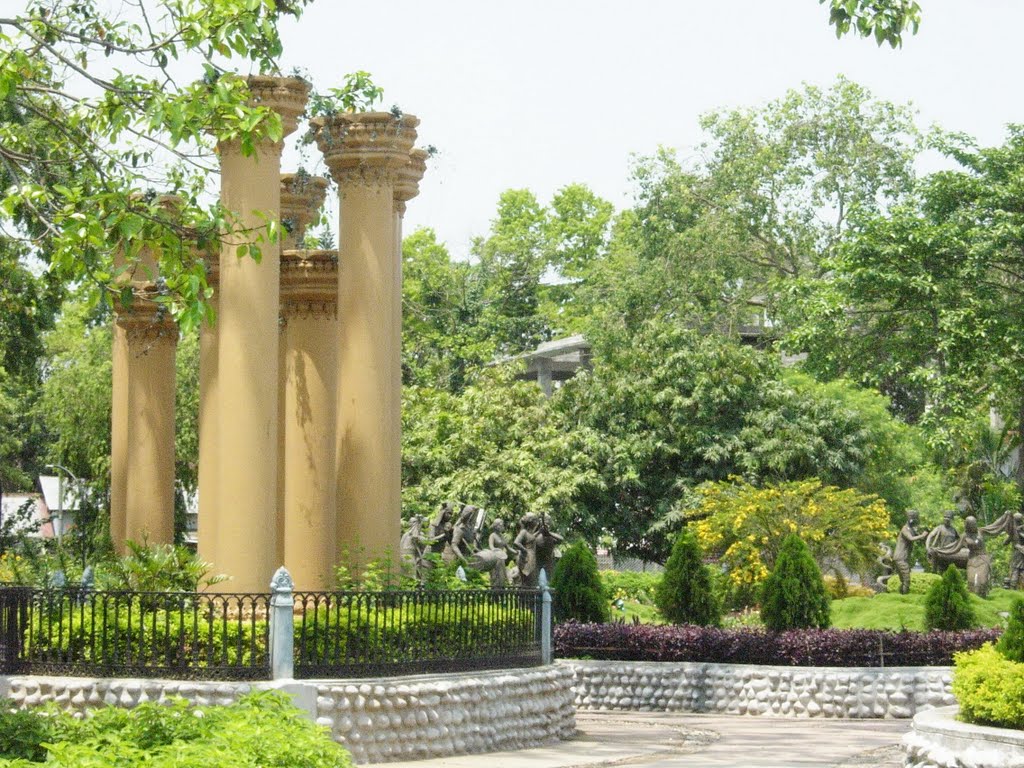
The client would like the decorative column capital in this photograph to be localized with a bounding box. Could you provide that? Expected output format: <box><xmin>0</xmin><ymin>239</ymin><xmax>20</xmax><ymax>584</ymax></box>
<box><xmin>245</xmin><ymin>75</ymin><xmax>311</xmax><ymax>139</ymax></box>
<box><xmin>280</xmin><ymin>172</ymin><xmax>329</xmax><ymax>250</ymax></box>
<box><xmin>313</xmin><ymin>112</ymin><xmax>418</xmax><ymax>188</ymax></box>
<box><xmin>280</xmin><ymin>249</ymin><xmax>338</xmax><ymax>320</ymax></box>
<box><xmin>394</xmin><ymin>148</ymin><xmax>429</xmax><ymax>216</ymax></box>
<box><xmin>115</xmin><ymin>286</ymin><xmax>178</xmax><ymax>346</ymax></box>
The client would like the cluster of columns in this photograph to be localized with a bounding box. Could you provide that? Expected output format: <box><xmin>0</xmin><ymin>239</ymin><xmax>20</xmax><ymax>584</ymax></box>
<box><xmin>110</xmin><ymin>75</ymin><xmax>427</xmax><ymax>591</ymax></box>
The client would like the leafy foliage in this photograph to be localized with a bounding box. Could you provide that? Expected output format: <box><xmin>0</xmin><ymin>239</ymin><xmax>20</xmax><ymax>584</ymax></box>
<box><xmin>925</xmin><ymin>565</ymin><xmax>977</xmax><ymax>632</ymax></box>
<box><xmin>996</xmin><ymin>598</ymin><xmax>1024</xmax><ymax>663</ymax></box>
<box><xmin>557</xmin><ymin>321</ymin><xmax>895</xmax><ymax>559</ymax></box>
<box><xmin>555</xmin><ymin>621</ymin><xmax>999</xmax><ymax>666</ymax></box>
<box><xmin>551</xmin><ymin>541</ymin><xmax>609</xmax><ymax>623</ymax></box>
<box><xmin>0</xmin><ymin>692</ymin><xmax>354</xmax><ymax>767</ymax></box>
<box><xmin>760</xmin><ymin>534</ymin><xmax>831</xmax><ymax>631</ymax></box>
<box><xmin>401</xmin><ymin>368</ymin><xmax>599</xmax><ymax>528</ymax></box>
<box><xmin>655</xmin><ymin>530</ymin><xmax>720</xmax><ymax>626</ymax></box>
<box><xmin>821</xmin><ymin>0</ymin><xmax>922</xmax><ymax>47</ymax></box>
<box><xmin>953</xmin><ymin>644</ymin><xmax>1024</xmax><ymax>730</ymax></box>
<box><xmin>687</xmin><ymin>478</ymin><xmax>889</xmax><ymax>594</ymax></box>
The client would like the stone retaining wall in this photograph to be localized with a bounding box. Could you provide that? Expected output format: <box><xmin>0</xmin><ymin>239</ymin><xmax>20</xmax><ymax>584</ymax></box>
<box><xmin>0</xmin><ymin>666</ymin><xmax>576</xmax><ymax>765</ymax></box>
<box><xmin>903</xmin><ymin>706</ymin><xmax>1024</xmax><ymax>768</ymax></box>
<box><xmin>566</xmin><ymin>659</ymin><xmax>954</xmax><ymax>718</ymax></box>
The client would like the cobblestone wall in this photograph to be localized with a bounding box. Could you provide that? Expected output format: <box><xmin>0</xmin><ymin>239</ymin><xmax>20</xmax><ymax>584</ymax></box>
<box><xmin>0</xmin><ymin>666</ymin><xmax>577</xmax><ymax>765</ymax></box>
<box><xmin>566</xmin><ymin>660</ymin><xmax>954</xmax><ymax>718</ymax></box>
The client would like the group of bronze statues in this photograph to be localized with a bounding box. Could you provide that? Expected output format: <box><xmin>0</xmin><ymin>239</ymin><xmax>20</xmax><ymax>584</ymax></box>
<box><xmin>399</xmin><ymin>502</ymin><xmax>563</xmax><ymax>589</ymax></box>
<box><xmin>886</xmin><ymin>508</ymin><xmax>1024</xmax><ymax>597</ymax></box>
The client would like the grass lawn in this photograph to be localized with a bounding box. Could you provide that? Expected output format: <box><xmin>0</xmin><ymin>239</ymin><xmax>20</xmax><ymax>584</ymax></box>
<box><xmin>830</xmin><ymin>588</ymin><xmax>1020</xmax><ymax>631</ymax></box>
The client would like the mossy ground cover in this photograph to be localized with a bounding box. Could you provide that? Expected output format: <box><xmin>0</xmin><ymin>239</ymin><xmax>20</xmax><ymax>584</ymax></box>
<box><xmin>831</xmin><ymin>588</ymin><xmax>1018</xmax><ymax>631</ymax></box>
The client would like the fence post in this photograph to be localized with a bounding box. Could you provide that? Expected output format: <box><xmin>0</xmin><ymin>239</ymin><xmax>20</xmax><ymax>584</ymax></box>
<box><xmin>269</xmin><ymin>567</ymin><xmax>294</xmax><ymax>680</ymax></box>
<box><xmin>539</xmin><ymin>568</ymin><xmax>552</xmax><ymax>665</ymax></box>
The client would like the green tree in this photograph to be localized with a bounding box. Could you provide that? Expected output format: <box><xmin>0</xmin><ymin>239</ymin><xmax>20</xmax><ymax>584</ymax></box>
<box><xmin>924</xmin><ymin>565</ymin><xmax>977</xmax><ymax>631</ymax></box>
<box><xmin>473</xmin><ymin>190</ymin><xmax>550</xmax><ymax>355</ymax></box>
<box><xmin>996</xmin><ymin>598</ymin><xmax>1024</xmax><ymax>663</ymax></box>
<box><xmin>821</xmin><ymin>0</ymin><xmax>922</xmax><ymax>47</ymax></box>
<box><xmin>556</xmin><ymin>320</ymin><xmax>909</xmax><ymax>559</ymax></box>
<box><xmin>760</xmin><ymin>534</ymin><xmax>831</xmax><ymax>630</ymax></box>
<box><xmin>402</xmin><ymin>228</ymin><xmax>491</xmax><ymax>392</ymax></box>
<box><xmin>789</xmin><ymin>127</ymin><xmax>1024</xmax><ymax>459</ymax></box>
<box><xmin>587</xmin><ymin>79</ymin><xmax>920</xmax><ymax>344</ymax></box>
<box><xmin>551</xmin><ymin>541</ymin><xmax>609</xmax><ymax>623</ymax></box>
<box><xmin>655</xmin><ymin>529</ymin><xmax>720</xmax><ymax>626</ymax></box>
<box><xmin>0</xmin><ymin>1</ymin><xmax>381</xmax><ymax>328</ymax></box>
<box><xmin>401</xmin><ymin>368</ymin><xmax>600</xmax><ymax>529</ymax></box>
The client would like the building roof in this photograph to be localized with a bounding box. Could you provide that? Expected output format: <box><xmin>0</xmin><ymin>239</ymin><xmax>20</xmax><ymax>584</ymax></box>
<box><xmin>38</xmin><ymin>475</ymin><xmax>82</xmax><ymax>511</ymax></box>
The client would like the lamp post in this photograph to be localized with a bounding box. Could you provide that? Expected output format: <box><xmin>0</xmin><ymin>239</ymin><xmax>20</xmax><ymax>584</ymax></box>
<box><xmin>45</xmin><ymin>463</ymin><xmax>80</xmax><ymax>544</ymax></box>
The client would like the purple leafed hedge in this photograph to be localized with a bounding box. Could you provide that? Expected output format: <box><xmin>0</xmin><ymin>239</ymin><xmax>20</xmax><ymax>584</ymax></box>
<box><xmin>554</xmin><ymin>622</ymin><xmax>1001</xmax><ymax>667</ymax></box>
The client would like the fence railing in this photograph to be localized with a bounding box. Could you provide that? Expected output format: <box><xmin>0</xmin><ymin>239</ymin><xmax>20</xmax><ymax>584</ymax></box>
<box><xmin>0</xmin><ymin>587</ymin><xmax>271</xmax><ymax>680</ymax></box>
<box><xmin>0</xmin><ymin>567</ymin><xmax>553</xmax><ymax>681</ymax></box>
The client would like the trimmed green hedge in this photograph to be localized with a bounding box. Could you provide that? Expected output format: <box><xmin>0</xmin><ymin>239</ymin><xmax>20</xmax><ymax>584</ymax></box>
<box><xmin>952</xmin><ymin>644</ymin><xmax>1024</xmax><ymax>730</ymax></box>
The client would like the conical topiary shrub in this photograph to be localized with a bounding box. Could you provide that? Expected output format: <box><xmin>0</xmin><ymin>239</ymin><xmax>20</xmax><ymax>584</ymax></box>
<box><xmin>925</xmin><ymin>565</ymin><xmax>976</xmax><ymax>631</ymax></box>
<box><xmin>551</xmin><ymin>541</ymin><xmax>609</xmax><ymax>623</ymax></box>
<box><xmin>760</xmin><ymin>533</ymin><xmax>830</xmax><ymax>630</ymax></box>
<box><xmin>997</xmin><ymin>598</ymin><xmax>1024</xmax><ymax>662</ymax></box>
<box><xmin>655</xmin><ymin>528</ymin><xmax>721</xmax><ymax>626</ymax></box>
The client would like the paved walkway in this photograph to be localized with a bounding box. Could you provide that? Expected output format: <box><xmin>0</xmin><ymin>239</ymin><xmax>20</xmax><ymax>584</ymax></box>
<box><xmin>380</xmin><ymin>712</ymin><xmax>911</xmax><ymax>768</ymax></box>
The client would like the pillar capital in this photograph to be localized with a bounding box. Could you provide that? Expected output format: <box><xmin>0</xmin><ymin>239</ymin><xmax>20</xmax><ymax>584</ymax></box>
<box><xmin>394</xmin><ymin>148</ymin><xmax>429</xmax><ymax>216</ymax></box>
<box><xmin>280</xmin><ymin>249</ymin><xmax>338</xmax><ymax>320</ymax></box>
<box><xmin>313</xmin><ymin>112</ymin><xmax>418</xmax><ymax>188</ymax></box>
<box><xmin>280</xmin><ymin>172</ymin><xmax>329</xmax><ymax>250</ymax></box>
<box><xmin>245</xmin><ymin>75</ymin><xmax>311</xmax><ymax>139</ymax></box>
<box><xmin>115</xmin><ymin>288</ymin><xmax>178</xmax><ymax>346</ymax></box>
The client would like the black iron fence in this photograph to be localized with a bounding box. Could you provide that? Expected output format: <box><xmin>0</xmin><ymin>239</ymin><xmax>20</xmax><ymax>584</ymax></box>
<box><xmin>293</xmin><ymin>588</ymin><xmax>542</xmax><ymax>678</ymax></box>
<box><xmin>0</xmin><ymin>587</ymin><xmax>271</xmax><ymax>680</ymax></box>
<box><xmin>0</xmin><ymin>582</ymin><xmax>547</xmax><ymax>681</ymax></box>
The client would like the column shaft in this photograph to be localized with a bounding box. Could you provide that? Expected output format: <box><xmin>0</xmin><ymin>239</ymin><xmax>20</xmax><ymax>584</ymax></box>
<box><xmin>109</xmin><ymin>323</ymin><xmax>129</xmax><ymax>552</ymax></box>
<box><xmin>122</xmin><ymin>320</ymin><xmax>177</xmax><ymax>545</ymax></box>
<box><xmin>197</xmin><ymin>285</ymin><xmax>219</xmax><ymax>566</ymax></box>
<box><xmin>336</xmin><ymin>183</ymin><xmax>401</xmax><ymax>561</ymax></box>
<box><xmin>214</xmin><ymin>140</ymin><xmax>284</xmax><ymax>592</ymax></box>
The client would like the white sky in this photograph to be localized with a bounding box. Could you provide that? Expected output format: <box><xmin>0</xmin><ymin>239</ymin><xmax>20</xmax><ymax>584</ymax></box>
<box><xmin>277</xmin><ymin>1</ymin><xmax>1022</xmax><ymax>260</ymax></box>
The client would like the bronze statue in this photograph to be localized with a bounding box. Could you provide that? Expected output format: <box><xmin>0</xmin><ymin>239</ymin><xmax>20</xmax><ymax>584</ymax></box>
<box><xmin>893</xmin><ymin>509</ymin><xmax>929</xmax><ymax>594</ymax></box>
<box><xmin>427</xmin><ymin>502</ymin><xmax>455</xmax><ymax>555</ymax></box>
<box><xmin>400</xmin><ymin>515</ymin><xmax>435</xmax><ymax>581</ymax></box>
<box><xmin>470</xmin><ymin>519</ymin><xmax>513</xmax><ymax>588</ymax></box>
<box><xmin>930</xmin><ymin>515</ymin><xmax>992</xmax><ymax>597</ymax></box>
<box><xmin>443</xmin><ymin>504</ymin><xmax>480</xmax><ymax>564</ymax></box>
<box><xmin>925</xmin><ymin>510</ymin><xmax>967</xmax><ymax>573</ymax></box>
<box><xmin>512</xmin><ymin>512</ymin><xmax>564</xmax><ymax>588</ymax></box>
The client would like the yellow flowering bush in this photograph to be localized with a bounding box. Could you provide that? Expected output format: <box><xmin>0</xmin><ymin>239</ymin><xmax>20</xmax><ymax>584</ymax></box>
<box><xmin>688</xmin><ymin>478</ymin><xmax>889</xmax><ymax>590</ymax></box>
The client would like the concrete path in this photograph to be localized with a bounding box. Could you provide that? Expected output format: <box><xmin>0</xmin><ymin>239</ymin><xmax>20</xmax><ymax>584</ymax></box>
<box><xmin>378</xmin><ymin>712</ymin><xmax>911</xmax><ymax>768</ymax></box>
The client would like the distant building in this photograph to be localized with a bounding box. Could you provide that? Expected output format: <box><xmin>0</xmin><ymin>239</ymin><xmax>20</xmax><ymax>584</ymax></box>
<box><xmin>512</xmin><ymin>335</ymin><xmax>591</xmax><ymax>397</ymax></box>
<box><xmin>37</xmin><ymin>475</ymin><xmax>81</xmax><ymax>539</ymax></box>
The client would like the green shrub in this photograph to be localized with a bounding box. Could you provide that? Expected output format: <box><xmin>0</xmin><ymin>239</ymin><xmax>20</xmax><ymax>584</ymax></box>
<box><xmin>655</xmin><ymin>530</ymin><xmax>720</xmax><ymax>626</ymax></box>
<box><xmin>760</xmin><ymin>534</ymin><xmax>830</xmax><ymax>631</ymax></box>
<box><xmin>996</xmin><ymin>597</ymin><xmax>1024</xmax><ymax>662</ymax></box>
<box><xmin>925</xmin><ymin>565</ymin><xmax>976</xmax><ymax>631</ymax></box>
<box><xmin>952</xmin><ymin>644</ymin><xmax>1024</xmax><ymax>730</ymax></box>
<box><xmin>600</xmin><ymin>571</ymin><xmax>659</xmax><ymax>606</ymax></box>
<box><xmin>885</xmin><ymin>571</ymin><xmax>941</xmax><ymax>595</ymax></box>
<box><xmin>552</xmin><ymin>542</ymin><xmax>608</xmax><ymax>623</ymax></box>
<box><xmin>0</xmin><ymin>692</ymin><xmax>354</xmax><ymax>767</ymax></box>
<box><xmin>0</xmin><ymin>706</ymin><xmax>54</xmax><ymax>762</ymax></box>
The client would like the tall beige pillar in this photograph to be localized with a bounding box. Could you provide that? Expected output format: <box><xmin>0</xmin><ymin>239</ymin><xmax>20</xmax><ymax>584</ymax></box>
<box><xmin>314</xmin><ymin>112</ymin><xmax>417</xmax><ymax>565</ymax></box>
<box><xmin>212</xmin><ymin>76</ymin><xmax>309</xmax><ymax>592</ymax></box>
<box><xmin>111</xmin><ymin>289</ymin><xmax>178</xmax><ymax>549</ymax></box>
<box><xmin>197</xmin><ymin>255</ymin><xmax>219</xmax><ymax>567</ymax></box>
<box><xmin>111</xmin><ymin>196</ymin><xmax>180</xmax><ymax>552</ymax></box>
<box><xmin>278</xmin><ymin>173</ymin><xmax>337</xmax><ymax>590</ymax></box>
